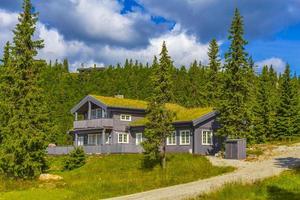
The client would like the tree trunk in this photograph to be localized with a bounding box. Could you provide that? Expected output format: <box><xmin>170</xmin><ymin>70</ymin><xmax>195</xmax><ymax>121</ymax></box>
<box><xmin>162</xmin><ymin>138</ymin><xmax>166</xmax><ymax>169</ymax></box>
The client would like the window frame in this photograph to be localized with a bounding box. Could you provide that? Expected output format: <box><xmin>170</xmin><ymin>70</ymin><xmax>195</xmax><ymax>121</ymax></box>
<box><xmin>117</xmin><ymin>132</ymin><xmax>129</xmax><ymax>144</ymax></box>
<box><xmin>167</xmin><ymin>131</ymin><xmax>177</xmax><ymax>145</ymax></box>
<box><xmin>135</xmin><ymin>133</ymin><xmax>143</xmax><ymax>145</ymax></box>
<box><xmin>88</xmin><ymin>134</ymin><xmax>99</xmax><ymax>145</ymax></box>
<box><xmin>120</xmin><ymin>114</ymin><xmax>132</xmax><ymax>121</ymax></box>
<box><xmin>202</xmin><ymin>130</ymin><xmax>213</xmax><ymax>145</ymax></box>
<box><xmin>179</xmin><ymin>130</ymin><xmax>190</xmax><ymax>145</ymax></box>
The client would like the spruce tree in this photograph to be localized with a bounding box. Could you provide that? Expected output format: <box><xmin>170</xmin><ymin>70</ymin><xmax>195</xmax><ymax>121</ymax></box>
<box><xmin>217</xmin><ymin>9</ymin><xmax>252</xmax><ymax>139</ymax></box>
<box><xmin>274</xmin><ymin>65</ymin><xmax>300</xmax><ymax>140</ymax></box>
<box><xmin>253</xmin><ymin>66</ymin><xmax>276</xmax><ymax>142</ymax></box>
<box><xmin>0</xmin><ymin>0</ymin><xmax>48</xmax><ymax>179</ymax></box>
<box><xmin>207</xmin><ymin>39</ymin><xmax>221</xmax><ymax>106</ymax></box>
<box><xmin>142</xmin><ymin>42</ymin><xmax>174</xmax><ymax>169</ymax></box>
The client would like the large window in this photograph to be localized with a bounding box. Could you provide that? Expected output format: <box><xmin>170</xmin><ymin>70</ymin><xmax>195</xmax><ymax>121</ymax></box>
<box><xmin>136</xmin><ymin>133</ymin><xmax>143</xmax><ymax>145</ymax></box>
<box><xmin>180</xmin><ymin>130</ymin><xmax>190</xmax><ymax>145</ymax></box>
<box><xmin>167</xmin><ymin>131</ymin><xmax>176</xmax><ymax>145</ymax></box>
<box><xmin>88</xmin><ymin>134</ymin><xmax>100</xmax><ymax>145</ymax></box>
<box><xmin>91</xmin><ymin>108</ymin><xmax>102</xmax><ymax>119</ymax></box>
<box><xmin>202</xmin><ymin>130</ymin><xmax>213</xmax><ymax>145</ymax></box>
<box><xmin>120</xmin><ymin>114</ymin><xmax>132</xmax><ymax>121</ymax></box>
<box><xmin>118</xmin><ymin>132</ymin><xmax>129</xmax><ymax>143</ymax></box>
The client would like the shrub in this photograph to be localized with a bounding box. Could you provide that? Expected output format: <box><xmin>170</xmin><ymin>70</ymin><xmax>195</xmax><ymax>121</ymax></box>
<box><xmin>63</xmin><ymin>147</ymin><xmax>86</xmax><ymax>170</ymax></box>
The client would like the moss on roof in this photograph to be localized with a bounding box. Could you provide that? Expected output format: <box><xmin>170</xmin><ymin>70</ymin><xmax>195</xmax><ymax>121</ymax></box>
<box><xmin>130</xmin><ymin>104</ymin><xmax>213</xmax><ymax>126</ymax></box>
<box><xmin>90</xmin><ymin>94</ymin><xmax>214</xmax><ymax>126</ymax></box>
<box><xmin>90</xmin><ymin>95</ymin><xmax>148</xmax><ymax>109</ymax></box>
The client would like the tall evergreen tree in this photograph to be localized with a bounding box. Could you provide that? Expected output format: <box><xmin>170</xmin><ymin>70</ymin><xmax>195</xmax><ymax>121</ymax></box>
<box><xmin>253</xmin><ymin>66</ymin><xmax>276</xmax><ymax>142</ymax></box>
<box><xmin>207</xmin><ymin>39</ymin><xmax>221</xmax><ymax>106</ymax></box>
<box><xmin>217</xmin><ymin>9</ymin><xmax>252</xmax><ymax>139</ymax></box>
<box><xmin>274</xmin><ymin>65</ymin><xmax>300</xmax><ymax>140</ymax></box>
<box><xmin>0</xmin><ymin>0</ymin><xmax>48</xmax><ymax>178</ymax></box>
<box><xmin>142</xmin><ymin>42</ymin><xmax>174</xmax><ymax>169</ymax></box>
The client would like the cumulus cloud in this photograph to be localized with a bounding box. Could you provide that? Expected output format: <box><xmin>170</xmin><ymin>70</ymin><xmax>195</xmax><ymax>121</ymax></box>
<box><xmin>94</xmin><ymin>24</ymin><xmax>210</xmax><ymax>68</ymax></box>
<box><xmin>255</xmin><ymin>57</ymin><xmax>286</xmax><ymax>73</ymax></box>
<box><xmin>0</xmin><ymin>9</ymin><xmax>18</xmax><ymax>47</ymax></box>
<box><xmin>138</xmin><ymin>0</ymin><xmax>300</xmax><ymax>42</ymax></box>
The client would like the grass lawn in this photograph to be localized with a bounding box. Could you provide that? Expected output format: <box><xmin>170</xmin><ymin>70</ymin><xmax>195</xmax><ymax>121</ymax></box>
<box><xmin>0</xmin><ymin>154</ymin><xmax>234</xmax><ymax>200</ymax></box>
<box><xmin>194</xmin><ymin>168</ymin><xmax>300</xmax><ymax>200</ymax></box>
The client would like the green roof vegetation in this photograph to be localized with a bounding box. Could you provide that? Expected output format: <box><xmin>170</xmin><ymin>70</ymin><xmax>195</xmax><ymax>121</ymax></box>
<box><xmin>90</xmin><ymin>94</ymin><xmax>214</xmax><ymax>126</ymax></box>
<box><xmin>90</xmin><ymin>95</ymin><xmax>148</xmax><ymax>109</ymax></box>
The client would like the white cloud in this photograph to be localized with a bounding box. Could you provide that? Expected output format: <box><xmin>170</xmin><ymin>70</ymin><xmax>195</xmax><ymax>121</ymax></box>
<box><xmin>255</xmin><ymin>57</ymin><xmax>286</xmax><ymax>73</ymax></box>
<box><xmin>70</xmin><ymin>0</ymin><xmax>138</xmax><ymax>43</ymax></box>
<box><xmin>99</xmin><ymin>24</ymin><xmax>211</xmax><ymax>67</ymax></box>
<box><xmin>0</xmin><ymin>9</ymin><xmax>211</xmax><ymax>71</ymax></box>
<box><xmin>0</xmin><ymin>9</ymin><xmax>17</xmax><ymax>48</ymax></box>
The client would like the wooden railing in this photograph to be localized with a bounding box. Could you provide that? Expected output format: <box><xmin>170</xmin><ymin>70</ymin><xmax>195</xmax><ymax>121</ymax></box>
<box><xmin>74</xmin><ymin>118</ymin><xmax>114</xmax><ymax>129</ymax></box>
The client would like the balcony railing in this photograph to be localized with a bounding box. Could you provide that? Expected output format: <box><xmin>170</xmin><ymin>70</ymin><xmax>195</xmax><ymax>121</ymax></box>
<box><xmin>74</xmin><ymin>118</ymin><xmax>114</xmax><ymax>129</ymax></box>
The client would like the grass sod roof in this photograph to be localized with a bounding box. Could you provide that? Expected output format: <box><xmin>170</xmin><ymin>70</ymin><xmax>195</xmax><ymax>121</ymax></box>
<box><xmin>90</xmin><ymin>95</ymin><xmax>213</xmax><ymax>126</ymax></box>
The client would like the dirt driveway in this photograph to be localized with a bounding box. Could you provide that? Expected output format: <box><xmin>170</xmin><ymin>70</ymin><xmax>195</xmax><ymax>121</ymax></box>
<box><xmin>106</xmin><ymin>144</ymin><xmax>300</xmax><ymax>200</ymax></box>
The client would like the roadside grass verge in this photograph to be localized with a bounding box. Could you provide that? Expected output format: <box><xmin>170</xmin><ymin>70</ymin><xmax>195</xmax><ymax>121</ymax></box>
<box><xmin>0</xmin><ymin>153</ymin><xmax>234</xmax><ymax>200</ymax></box>
<box><xmin>194</xmin><ymin>168</ymin><xmax>300</xmax><ymax>200</ymax></box>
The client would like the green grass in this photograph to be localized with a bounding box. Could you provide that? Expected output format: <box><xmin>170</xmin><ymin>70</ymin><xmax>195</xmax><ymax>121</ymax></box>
<box><xmin>90</xmin><ymin>95</ymin><xmax>213</xmax><ymax>125</ymax></box>
<box><xmin>0</xmin><ymin>154</ymin><xmax>234</xmax><ymax>200</ymax></box>
<box><xmin>194</xmin><ymin>168</ymin><xmax>300</xmax><ymax>200</ymax></box>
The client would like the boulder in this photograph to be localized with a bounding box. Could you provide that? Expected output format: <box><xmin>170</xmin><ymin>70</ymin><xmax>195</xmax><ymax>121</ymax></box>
<box><xmin>39</xmin><ymin>174</ymin><xmax>63</xmax><ymax>181</ymax></box>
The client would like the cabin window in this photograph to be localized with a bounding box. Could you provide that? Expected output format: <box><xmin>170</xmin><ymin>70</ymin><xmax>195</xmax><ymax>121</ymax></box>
<box><xmin>180</xmin><ymin>130</ymin><xmax>190</xmax><ymax>145</ymax></box>
<box><xmin>136</xmin><ymin>133</ymin><xmax>143</xmax><ymax>145</ymax></box>
<box><xmin>167</xmin><ymin>131</ymin><xmax>176</xmax><ymax>145</ymax></box>
<box><xmin>77</xmin><ymin>136</ymin><xmax>84</xmax><ymax>146</ymax></box>
<box><xmin>88</xmin><ymin>134</ymin><xmax>100</xmax><ymax>145</ymax></box>
<box><xmin>118</xmin><ymin>132</ymin><xmax>129</xmax><ymax>143</ymax></box>
<box><xmin>120</xmin><ymin>114</ymin><xmax>131</xmax><ymax>121</ymax></box>
<box><xmin>202</xmin><ymin>130</ymin><xmax>213</xmax><ymax>145</ymax></box>
<box><xmin>91</xmin><ymin>108</ymin><xmax>102</xmax><ymax>119</ymax></box>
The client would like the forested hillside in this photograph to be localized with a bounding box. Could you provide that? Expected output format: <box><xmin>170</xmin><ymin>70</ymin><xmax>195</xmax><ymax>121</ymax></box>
<box><xmin>37</xmin><ymin>53</ymin><xmax>300</xmax><ymax>145</ymax></box>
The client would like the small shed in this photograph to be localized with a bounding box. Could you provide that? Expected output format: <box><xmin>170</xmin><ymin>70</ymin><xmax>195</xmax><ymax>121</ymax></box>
<box><xmin>225</xmin><ymin>138</ymin><xmax>246</xmax><ymax>160</ymax></box>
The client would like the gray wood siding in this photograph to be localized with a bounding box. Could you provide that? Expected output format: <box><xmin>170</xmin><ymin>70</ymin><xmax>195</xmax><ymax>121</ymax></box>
<box><xmin>193</xmin><ymin>117</ymin><xmax>222</xmax><ymax>155</ymax></box>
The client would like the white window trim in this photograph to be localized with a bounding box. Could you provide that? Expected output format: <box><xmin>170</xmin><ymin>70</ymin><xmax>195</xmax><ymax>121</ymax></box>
<box><xmin>179</xmin><ymin>130</ymin><xmax>190</xmax><ymax>145</ymax></box>
<box><xmin>136</xmin><ymin>133</ymin><xmax>143</xmax><ymax>145</ymax></box>
<box><xmin>120</xmin><ymin>114</ymin><xmax>132</xmax><ymax>121</ymax></box>
<box><xmin>117</xmin><ymin>132</ymin><xmax>129</xmax><ymax>144</ymax></box>
<box><xmin>202</xmin><ymin>130</ymin><xmax>213</xmax><ymax>145</ymax></box>
<box><xmin>167</xmin><ymin>131</ymin><xmax>177</xmax><ymax>145</ymax></box>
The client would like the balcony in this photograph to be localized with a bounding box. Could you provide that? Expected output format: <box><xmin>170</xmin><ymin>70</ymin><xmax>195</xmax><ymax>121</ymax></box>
<box><xmin>74</xmin><ymin>118</ymin><xmax>114</xmax><ymax>129</ymax></box>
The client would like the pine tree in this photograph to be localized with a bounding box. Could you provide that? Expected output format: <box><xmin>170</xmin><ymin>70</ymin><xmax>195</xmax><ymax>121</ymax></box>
<box><xmin>142</xmin><ymin>42</ymin><xmax>174</xmax><ymax>169</ymax></box>
<box><xmin>0</xmin><ymin>0</ymin><xmax>48</xmax><ymax>179</ymax></box>
<box><xmin>207</xmin><ymin>39</ymin><xmax>221</xmax><ymax>106</ymax></box>
<box><xmin>63</xmin><ymin>58</ymin><xmax>69</xmax><ymax>72</ymax></box>
<box><xmin>253</xmin><ymin>66</ymin><xmax>276</xmax><ymax>142</ymax></box>
<box><xmin>274</xmin><ymin>65</ymin><xmax>300</xmax><ymax>140</ymax></box>
<box><xmin>217</xmin><ymin>9</ymin><xmax>252</xmax><ymax>139</ymax></box>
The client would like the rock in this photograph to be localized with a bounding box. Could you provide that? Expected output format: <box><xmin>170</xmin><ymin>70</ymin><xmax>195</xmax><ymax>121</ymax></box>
<box><xmin>48</xmin><ymin>143</ymin><xmax>56</xmax><ymax>147</ymax></box>
<box><xmin>39</xmin><ymin>174</ymin><xmax>63</xmax><ymax>181</ymax></box>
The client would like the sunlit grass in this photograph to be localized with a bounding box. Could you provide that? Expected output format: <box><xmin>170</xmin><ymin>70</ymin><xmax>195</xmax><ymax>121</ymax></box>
<box><xmin>194</xmin><ymin>168</ymin><xmax>300</xmax><ymax>200</ymax></box>
<box><xmin>0</xmin><ymin>154</ymin><xmax>233</xmax><ymax>200</ymax></box>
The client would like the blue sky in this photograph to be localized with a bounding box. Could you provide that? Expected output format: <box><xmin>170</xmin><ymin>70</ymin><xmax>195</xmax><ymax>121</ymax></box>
<box><xmin>0</xmin><ymin>0</ymin><xmax>299</xmax><ymax>73</ymax></box>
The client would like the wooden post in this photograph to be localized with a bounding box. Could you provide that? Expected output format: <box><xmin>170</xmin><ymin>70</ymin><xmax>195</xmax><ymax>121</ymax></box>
<box><xmin>102</xmin><ymin>129</ymin><xmax>106</xmax><ymax>145</ymax></box>
<box><xmin>88</xmin><ymin>101</ymin><xmax>91</xmax><ymax>120</ymax></box>
<box><xmin>75</xmin><ymin>112</ymin><xmax>78</xmax><ymax>121</ymax></box>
